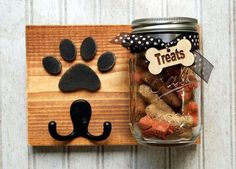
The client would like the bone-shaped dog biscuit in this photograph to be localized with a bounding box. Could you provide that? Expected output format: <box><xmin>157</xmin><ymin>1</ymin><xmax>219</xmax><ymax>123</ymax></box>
<box><xmin>145</xmin><ymin>39</ymin><xmax>195</xmax><ymax>75</ymax></box>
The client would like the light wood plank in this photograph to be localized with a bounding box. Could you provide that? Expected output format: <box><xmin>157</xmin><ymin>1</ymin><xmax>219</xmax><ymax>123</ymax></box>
<box><xmin>32</xmin><ymin>0</ymin><xmax>61</xmax><ymax>24</ymax></box>
<box><xmin>170</xmin><ymin>146</ymin><xmax>199</xmax><ymax>169</ymax></box>
<box><xmin>34</xmin><ymin>147</ymin><xmax>64</xmax><ymax>169</ymax></box>
<box><xmin>99</xmin><ymin>1</ymin><xmax>133</xmax><ymax>168</ymax></box>
<box><xmin>31</xmin><ymin>1</ymin><xmax>65</xmax><ymax>169</ymax></box>
<box><xmin>202</xmin><ymin>0</ymin><xmax>232</xmax><ymax>169</ymax></box>
<box><xmin>166</xmin><ymin>1</ymin><xmax>200</xmax><ymax>169</ymax></box>
<box><xmin>25</xmin><ymin>1</ymin><xmax>35</xmax><ymax>169</ymax></box>
<box><xmin>230</xmin><ymin>1</ymin><xmax>236</xmax><ymax>169</ymax></box>
<box><xmin>133</xmin><ymin>0</ymin><xmax>163</xmax><ymax>19</ymax></box>
<box><xmin>0</xmin><ymin>1</ymin><xmax>28</xmax><ymax>169</ymax></box>
<box><xmin>68</xmin><ymin>147</ymin><xmax>99</xmax><ymax>169</ymax></box>
<box><xmin>66</xmin><ymin>1</ymin><xmax>99</xmax><ymax>169</ymax></box>
<box><xmin>136</xmin><ymin>146</ymin><xmax>167</xmax><ymax>169</ymax></box>
<box><xmin>100</xmin><ymin>0</ymin><xmax>130</xmax><ymax>24</ymax></box>
<box><xmin>103</xmin><ymin>146</ymin><xmax>133</xmax><ymax>169</ymax></box>
<box><xmin>166</xmin><ymin>0</ymin><xmax>198</xmax><ymax>18</ymax></box>
<box><xmin>133</xmin><ymin>1</ymin><xmax>167</xmax><ymax>169</ymax></box>
<box><xmin>0</xmin><ymin>0</ymin><xmax>28</xmax><ymax>169</ymax></box>
<box><xmin>66</xmin><ymin>0</ymin><xmax>98</xmax><ymax>24</ymax></box>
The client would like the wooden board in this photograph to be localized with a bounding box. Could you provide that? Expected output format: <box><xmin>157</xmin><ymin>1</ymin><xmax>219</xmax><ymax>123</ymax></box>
<box><xmin>2</xmin><ymin>0</ymin><xmax>235</xmax><ymax>169</ymax></box>
<box><xmin>26</xmin><ymin>25</ymin><xmax>137</xmax><ymax>146</ymax></box>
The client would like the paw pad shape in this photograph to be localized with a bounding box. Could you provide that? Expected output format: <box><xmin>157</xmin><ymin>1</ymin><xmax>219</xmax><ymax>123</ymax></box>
<box><xmin>42</xmin><ymin>37</ymin><xmax>116</xmax><ymax>92</ymax></box>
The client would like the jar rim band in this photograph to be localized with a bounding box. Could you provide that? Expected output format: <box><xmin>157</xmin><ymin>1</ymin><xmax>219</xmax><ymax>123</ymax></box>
<box><xmin>132</xmin><ymin>17</ymin><xmax>198</xmax><ymax>33</ymax></box>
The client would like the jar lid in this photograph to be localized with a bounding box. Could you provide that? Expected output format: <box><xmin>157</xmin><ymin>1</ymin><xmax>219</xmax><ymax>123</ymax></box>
<box><xmin>131</xmin><ymin>17</ymin><xmax>198</xmax><ymax>33</ymax></box>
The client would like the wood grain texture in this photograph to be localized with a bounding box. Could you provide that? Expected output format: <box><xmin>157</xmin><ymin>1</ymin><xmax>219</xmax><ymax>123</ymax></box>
<box><xmin>65</xmin><ymin>2</ymin><xmax>101</xmax><ymax>169</ymax></box>
<box><xmin>32</xmin><ymin>0</ymin><xmax>61</xmax><ymax>24</ymax></box>
<box><xmin>1</xmin><ymin>0</ymin><xmax>236</xmax><ymax>169</ymax></box>
<box><xmin>202</xmin><ymin>0</ymin><xmax>233</xmax><ymax>169</ymax></box>
<box><xmin>132</xmin><ymin>1</ymin><xmax>169</xmax><ymax>169</ymax></box>
<box><xmin>230</xmin><ymin>1</ymin><xmax>236</xmax><ymax>169</ymax></box>
<box><xmin>27</xmin><ymin>1</ymin><xmax>66</xmax><ymax>169</ymax></box>
<box><xmin>99</xmin><ymin>2</ymin><xmax>135</xmax><ymax>169</ymax></box>
<box><xmin>26</xmin><ymin>25</ymin><xmax>136</xmax><ymax>146</ymax></box>
<box><xmin>0</xmin><ymin>0</ymin><xmax>28</xmax><ymax>169</ymax></box>
<box><xmin>66</xmin><ymin>0</ymin><xmax>98</xmax><ymax>24</ymax></box>
<box><xmin>166</xmin><ymin>1</ymin><xmax>201</xmax><ymax>169</ymax></box>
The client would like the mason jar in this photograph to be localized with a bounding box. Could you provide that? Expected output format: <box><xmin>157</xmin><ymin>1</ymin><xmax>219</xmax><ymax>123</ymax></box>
<box><xmin>129</xmin><ymin>17</ymin><xmax>202</xmax><ymax>146</ymax></box>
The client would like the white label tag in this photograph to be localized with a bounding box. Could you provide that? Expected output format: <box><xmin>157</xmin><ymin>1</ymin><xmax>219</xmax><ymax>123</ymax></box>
<box><xmin>145</xmin><ymin>39</ymin><xmax>195</xmax><ymax>75</ymax></box>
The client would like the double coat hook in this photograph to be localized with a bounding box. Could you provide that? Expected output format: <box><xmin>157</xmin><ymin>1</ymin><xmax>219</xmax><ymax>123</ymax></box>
<box><xmin>48</xmin><ymin>99</ymin><xmax>112</xmax><ymax>141</ymax></box>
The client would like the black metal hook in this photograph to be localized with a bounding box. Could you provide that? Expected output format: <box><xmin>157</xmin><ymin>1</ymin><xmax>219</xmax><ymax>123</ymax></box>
<box><xmin>48</xmin><ymin>99</ymin><xmax>112</xmax><ymax>141</ymax></box>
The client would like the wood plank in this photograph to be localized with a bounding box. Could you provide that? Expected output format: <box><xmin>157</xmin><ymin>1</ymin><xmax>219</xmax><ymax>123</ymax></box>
<box><xmin>166</xmin><ymin>0</ymin><xmax>198</xmax><ymax>18</ymax></box>
<box><xmin>99</xmin><ymin>1</ymin><xmax>133</xmax><ymax>169</ymax></box>
<box><xmin>34</xmin><ymin>147</ymin><xmax>64</xmax><ymax>169</ymax></box>
<box><xmin>136</xmin><ymin>146</ymin><xmax>167</xmax><ymax>169</ymax></box>
<box><xmin>66</xmin><ymin>2</ymin><xmax>101</xmax><ymax>169</ymax></box>
<box><xmin>26</xmin><ymin>25</ymin><xmax>136</xmax><ymax>146</ymax></box>
<box><xmin>133</xmin><ymin>1</ymin><xmax>167</xmax><ymax>169</ymax></box>
<box><xmin>32</xmin><ymin>0</ymin><xmax>61</xmax><ymax>24</ymax></box>
<box><xmin>68</xmin><ymin>147</ymin><xmax>99</xmax><ymax>169</ymax></box>
<box><xmin>100</xmin><ymin>0</ymin><xmax>130</xmax><ymax>24</ymax></box>
<box><xmin>103</xmin><ymin>146</ymin><xmax>133</xmax><ymax>169</ymax></box>
<box><xmin>25</xmin><ymin>1</ymin><xmax>35</xmax><ymax>169</ymax></box>
<box><xmin>30</xmin><ymin>1</ymin><xmax>65</xmax><ymax>169</ymax></box>
<box><xmin>202</xmin><ymin>0</ymin><xmax>232</xmax><ymax>169</ymax></box>
<box><xmin>133</xmin><ymin>0</ymin><xmax>163</xmax><ymax>19</ymax></box>
<box><xmin>0</xmin><ymin>0</ymin><xmax>28</xmax><ymax>169</ymax></box>
<box><xmin>230</xmin><ymin>1</ymin><xmax>236</xmax><ymax>169</ymax></box>
<box><xmin>66</xmin><ymin>0</ymin><xmax>98</xmax><ymax>24</ymax></box>
<box><xmin>166</xmin><ymin>1</ymin><xmax>201</xmax><ymax>169</ymax></box>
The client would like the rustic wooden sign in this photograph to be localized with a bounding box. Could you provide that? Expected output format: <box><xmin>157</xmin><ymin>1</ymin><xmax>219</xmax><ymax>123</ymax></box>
<box><xmin>26</xmin><ymin>25</ymin><xmax>137</xmax><ymax>146</ymax></box>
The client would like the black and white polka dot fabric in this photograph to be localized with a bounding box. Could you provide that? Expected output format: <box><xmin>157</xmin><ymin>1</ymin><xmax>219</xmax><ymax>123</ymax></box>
<box><xmin>112</xmin><ymin>32</ymin><xmax>213</xmax><ymax>83</ymax></box>
<box><xmin>191</xmin><ymin>50</ymin><xmax>213</xmax><ymax>82</ymax></box>
<box><xmin>112</xmin><ymin>32</ymin><xmax>199</xmax><ymax>52</ymax></box>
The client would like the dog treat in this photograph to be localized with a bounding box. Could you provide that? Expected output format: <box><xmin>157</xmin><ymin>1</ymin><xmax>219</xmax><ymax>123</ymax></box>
<box><xmin>80</xmin><ymin>37</ymin><xmax>97</xmax><ymax>61</ymax></box>
<box><xmin>97</xmin><ymin>51</ymin><xmax>116</xmax><ymax>72</ymax></box>
<box><xmin>141</xmin><ymin>71</ymin><xmax>182</xmax><ymax>111</ymax></box>
<box><xmin>59</xmin><ymin>39</ymin><xmax>77</xmax><ymax>62</ymax></box>
<box><xmin>42</xmin><ymin>56</ymin><xmax>62</xmax><ymax>75</ymax></box>
<box><xmin>145</xmin><ymin>104</ymin><xmax>196</xmax><ymax>128</ymax></box>
<box><xmin>59</xmin><ymin>63</ymin><xmax>100</xmax><ymax>92</ymax></box>
<box><xmin>139</xmin><ymin>84</ymin><xmax>175</xmax><ymax>113</ymax></box>
<box><xmin>183</xmin><ymin>101</ymin><xmax>198</xmax><ymax>125</ymax></box>
<box><xmin>139</xmin><ymin>116</ymin><xmax>174</xmax><ymax>139</ymax></box>
<box><xmin>177</xmin><ymin>74</ymin><xmax>198</xmax><ymax>102</ymax></box>
<box><xmin>136</xmin><ymin>78</ymin><xmax>198</xmax><ymax>139</ymax></box>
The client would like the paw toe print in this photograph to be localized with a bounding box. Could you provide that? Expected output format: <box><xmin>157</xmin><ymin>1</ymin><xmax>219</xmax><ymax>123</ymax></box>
<box><xmin>42</xmin><ymin>56</ymin><xmax>62</xmax><ymax>75</ymax></box>
<box><xmin>42</xmin><ymin>37</ymin><xmax>116</xmax><ymax>92</ymax></box>
<box><xmin>59</xmin><ymin>39</ymin><xmax>77</xmax><ymax>62</ymax></box>
<box><xmin>80</xmin><ymin>37</ymin><xmax>97</xmax><ymax>61</ymax></box>
<box><xmin>97</xmin><ymin>52</ymin><xmax>116</xmax><ymax>72</ymax></box>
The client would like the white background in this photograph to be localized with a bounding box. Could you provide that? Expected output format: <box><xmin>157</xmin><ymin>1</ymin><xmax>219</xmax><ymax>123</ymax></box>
<box><xmin>0</xmin><ymin>0</ymin><xmax>235</xmax><ymax>169</ymax></box>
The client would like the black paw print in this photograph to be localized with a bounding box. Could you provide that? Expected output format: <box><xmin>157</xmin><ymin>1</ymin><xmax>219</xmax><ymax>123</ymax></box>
<box><xmin>42</xmin><ymin>37</ymin><xmax>116</xmax><ymax>92</ymax></box>
<box><xmin>42</xmin><ymin>37</ymin><xmax>115</xmax><ymax>142</ymax></box>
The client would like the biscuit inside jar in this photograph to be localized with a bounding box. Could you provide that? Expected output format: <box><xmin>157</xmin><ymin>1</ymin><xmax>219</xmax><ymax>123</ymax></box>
<box><xmin>133</xmin><ymin>59</ymin><xmax>199</xmax><ymax>140</ymax></box>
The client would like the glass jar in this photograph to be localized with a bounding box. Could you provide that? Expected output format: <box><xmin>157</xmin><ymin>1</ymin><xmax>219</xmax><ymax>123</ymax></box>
<box><xmin>129</xmin><ymin>17</ymin><xmax>202</xmax><ymax>146</ymax></box>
